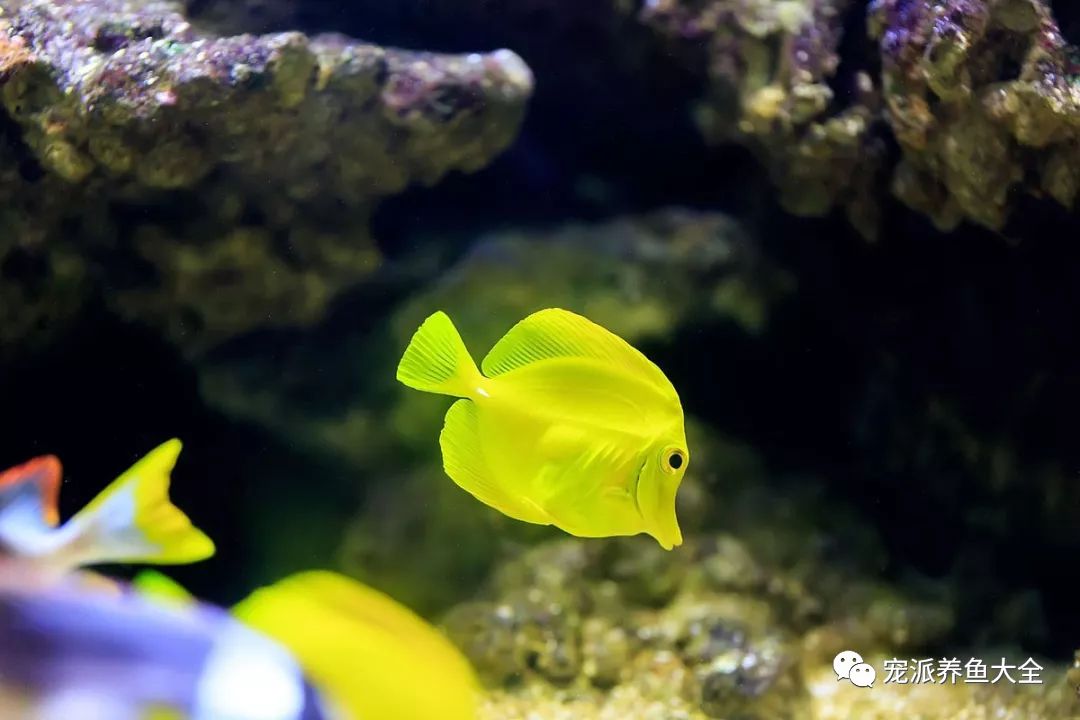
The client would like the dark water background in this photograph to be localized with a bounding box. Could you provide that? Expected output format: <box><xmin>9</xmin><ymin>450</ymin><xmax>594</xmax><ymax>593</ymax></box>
<box><xmin>3</xmin><ymin>0</ymin><xmax>1080</xmax><ymax>661</ymax></box>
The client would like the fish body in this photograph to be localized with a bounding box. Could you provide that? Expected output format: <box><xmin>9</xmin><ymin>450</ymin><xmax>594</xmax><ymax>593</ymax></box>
<box><xmin>0</xmin><ymin>439</ymin><xmax>215</xmax><ymax>577</ymax></box>
<box><xmin>396</xmin><ymin>308</ymin><xmax>689</xmax><ymax>549</ymax></box>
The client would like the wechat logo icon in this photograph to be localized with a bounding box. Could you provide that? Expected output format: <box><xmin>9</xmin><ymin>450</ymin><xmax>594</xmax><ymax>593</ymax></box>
<box><xmin>834</xmin><ymin>650</ymin><xmax>876</xmax><ymax>688</ymax></box>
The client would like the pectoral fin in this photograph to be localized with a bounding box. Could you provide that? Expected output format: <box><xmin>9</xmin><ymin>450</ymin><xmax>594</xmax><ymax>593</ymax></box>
<box><xmin>533</xmin><ymin>443</ymin><xmax>639</xmax><ymax>538</ymax></box>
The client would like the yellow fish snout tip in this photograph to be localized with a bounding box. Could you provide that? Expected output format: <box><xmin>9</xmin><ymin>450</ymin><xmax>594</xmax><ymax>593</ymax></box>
<box><xmin>654</xmin><ymin>529</ymin><xmax>683</xmax><ymax>551</ymax></box>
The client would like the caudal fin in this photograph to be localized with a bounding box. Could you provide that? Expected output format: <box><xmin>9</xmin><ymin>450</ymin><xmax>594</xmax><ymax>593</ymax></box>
<box><xmin>53</xmin><ymin>439</ymin><xmax>215</xmax><ymax>571</ymax></box>
<box><xmin>233</xmin><ymin>571</ymin><xmax>480</xmax><ymax>720</ymax></box>
<box><xmin>396</xmin><ymin>311</ymin><xmax>481</xmax><ymax>398</ymax></box>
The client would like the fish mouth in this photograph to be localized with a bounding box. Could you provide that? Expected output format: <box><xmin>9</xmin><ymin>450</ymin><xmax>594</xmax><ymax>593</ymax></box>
<box><xmin>633</xmin><ymin>460</ymin><xmax>683</xmax><ymax>551</ymax></box>
<box><xmin>653</xmin><ymin>513</ymin><xmax>683</xmax><ymax>551</ymax></box>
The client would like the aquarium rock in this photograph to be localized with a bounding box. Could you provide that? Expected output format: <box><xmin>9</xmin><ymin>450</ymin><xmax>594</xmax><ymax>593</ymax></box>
<box><xmin>648</xmin><ymin>0</ymin><xmax>1080</xmax><ymax>234</ymax></box>
<box><xmin>0</xmin><ymin>0</ymin><xmax>532</xmax><ymax>353</ymax></box>
<box><xmin>458</xmin><ymin>530</ymin><xmax>1075</xmax><ymax>720</ymax></box>
<box><xmin>868</xmin><ymin>0</ymin><xmax>1080</xmax><ymax>231</ymax></box>
<box><xmin>641</xmin><ymin>0</ymin><xmax>888</xmax><ymax>239</ymax></box>
<box><xmin>215</xmin><ymin>0</ymin><xmax>1080</xmax><ymax>235</ymax></box>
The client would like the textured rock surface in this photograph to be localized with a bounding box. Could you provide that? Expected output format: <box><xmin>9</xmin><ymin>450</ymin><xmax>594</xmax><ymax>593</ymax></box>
<box><xmin>642</xmin><ymin>0</ymin><xmax>888</xmax><ymax>239</ymax></box>
<box><xmin>189</xmin><ymin>0</ymin><xmax>1080</xmax><ymax>235</ymax></box>
<box><xmin>868</xmin><ymin>0</ymin><xmax>1080</xmax><ymax>231</ymax></box>
<box><xmin>454</xmin><ymin>528</ymin><xmax>1074</xmax><ymax>720</ymax></box>
<box><xmin>0</xmin><ymin>0</ymin><xmax>531</xmax><ymax>353</ymax></box>
<box><xmin>640</xmin><ymin>0</ymin><xmax>1080</xmax><ymax>234</ymax></box>
<box><xmin>638</xmin><ymin>0</ymin><xmax>1080</xmax><ymax>234</ymax></box>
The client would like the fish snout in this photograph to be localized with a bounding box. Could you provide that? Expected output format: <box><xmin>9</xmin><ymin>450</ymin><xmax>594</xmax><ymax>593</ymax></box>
<box><xmin>635</xmin><ymin>458</ymin><xmax>685</xmax><ymax>551</ymax></box>
<box><xmin>651</xmin><ymin>514</ymin><xmax>683</xmax><ymax>551</ymax></box>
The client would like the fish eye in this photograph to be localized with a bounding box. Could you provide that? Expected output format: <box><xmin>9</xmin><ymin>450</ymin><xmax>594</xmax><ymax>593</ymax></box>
<box><xmin>661</xmin><ymin>447</ymin><xmax>686</xmax><ymax>473</ymax></box>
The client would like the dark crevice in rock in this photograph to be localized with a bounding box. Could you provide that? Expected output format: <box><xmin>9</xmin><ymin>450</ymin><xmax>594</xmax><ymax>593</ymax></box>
<box><xmin>92</xmin><ymin>19</ymin><xmax>165</xmax><ymax>51</ymax></box>
<box><xmin>15</xmin><ymin>156</ymin><xmax>43</xmax><ymax>182</ymax></box>
<box><xmin>1051</xmin><ymin>0</ymin><xmax>1080</xmax><ymax>47</ymax></box>
<box><xmin>0</xmin><ymin>246</ymin><xmax>48</xmax><ymax>285</ymax></box>
<box><xmin>996</xmin><ymin>47</ymin><xmax>1024</xmax><ymax>81</ymax></box>
<box><xmin>0</xmin><ymin>108</ymin><xmax>43</xmax><ymax>183</ymax></box>
<box><xmin>729</xmin><ymin>200</ymin><xmax>1080</xmax><ymax>656</ymax></box>
<box><xmin>825</xmin><ymin>0</ymin><xmax>875</xmax><ymax>115</ymax></box>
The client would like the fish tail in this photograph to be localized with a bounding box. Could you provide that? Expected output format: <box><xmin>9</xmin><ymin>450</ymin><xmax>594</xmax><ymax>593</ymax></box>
<box><xmin>50</xmin><ymin>439</ymin><xmax>215</xmax><ymax>572</ymax></box>
<box><xmin>396</xmin><ymin>311</ymin><xmax>482</xmax><ymax>398</ymax></box>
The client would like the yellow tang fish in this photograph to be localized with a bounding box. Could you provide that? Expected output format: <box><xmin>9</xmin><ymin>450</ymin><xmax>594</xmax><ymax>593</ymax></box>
<box><xmin>235</xmin><ymin>571</ymin><xmax>481</xmax><ymax>720</ymax></box>
<box><xmin>396</xmin><ymin>308</ymin><xmax>689</xmax><ymax>550</ymax></box>
<box><xmin>0</xmin><ymin>439</ymin><xmax>215</xmax><ymax>576</ymax></box>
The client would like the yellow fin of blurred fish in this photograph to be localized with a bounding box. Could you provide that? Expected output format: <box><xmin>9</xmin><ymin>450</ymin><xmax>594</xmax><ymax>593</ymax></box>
<box><xmin>0</xmin><ymin>439</ymin><xmax>215</xmax><ymax>573</ymax></box>
<box><xmin>133</xmin><ymin>569</ymin><xmax>196</xmax><ymax>608</ymax></box>
<box><xmin>233</xmin><ymin>570</ymin><xmax>480</xmax><ymax>720</ymax></box>
<box><xmin>396</xmin><ymin>308</ymin><xmax>689</xmax><ymax>549</ymax></box>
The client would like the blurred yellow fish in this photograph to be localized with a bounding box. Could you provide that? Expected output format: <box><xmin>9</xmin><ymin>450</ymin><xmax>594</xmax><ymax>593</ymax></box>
<box><xmin>0</xmin><ymin>439</ymin><xmax>215</xmax><ymax>576</ymax></box>
<box><xmin>235</xmin><ymin>570</ymin><xmax>480</xmax><ymax>720</ymax></box>
<box><xmin>396</xmin><ymin>308</ymin><xmax>689</xmax><ymax>550</ymax></box>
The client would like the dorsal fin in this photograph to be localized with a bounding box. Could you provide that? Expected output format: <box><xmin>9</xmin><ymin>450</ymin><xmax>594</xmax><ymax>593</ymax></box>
<box><xmin>481</xmin><ymin>308</ymin><xmax>678</xmax><ymax>397</ymax></box>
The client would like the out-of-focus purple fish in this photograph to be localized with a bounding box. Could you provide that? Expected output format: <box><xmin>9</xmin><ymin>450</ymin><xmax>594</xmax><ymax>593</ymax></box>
<box><xmin>0</xmin><ymin>442</ymin><xmax>481</xmax><ymax>720</ymax></box>
<box><xmin>0</xmin><ymin>572</ymin><xmax>329</xmax><ymax>720</ymax></box>
<box><xmin>0</xmin><ymin>441</ymin><xmax>320</xmax><ymax>718</ymax></box>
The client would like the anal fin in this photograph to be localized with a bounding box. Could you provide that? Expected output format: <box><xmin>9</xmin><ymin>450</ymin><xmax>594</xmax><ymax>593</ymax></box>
<box><xmin>440</xmin><ymin>400</ymin><xmax>551</xmax><ymax>525</ymax></box>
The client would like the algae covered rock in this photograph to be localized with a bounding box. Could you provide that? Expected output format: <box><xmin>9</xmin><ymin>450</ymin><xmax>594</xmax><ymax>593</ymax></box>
<box><xmin>162</xmin><ymin>0</ymin><xmax>1080</xmax><ymax>235</ymax></box>
<box><xmin>437</xmin><ymin>462</ymin><xmax>861</xmax><ymax>705</ymax></box>
<box><xmin>458</xmin><ymin>523</ymin><xmax>1074</xmax><ymax>720</ymax></box>
<box><xmin>0</xmin><ymin>0</ymin><xmax>532</xmax><ymax>197</ymax></box>
<box><xmin>641</xmin><ymin>0</ymin><xmax>887</xmax><ymax>239</ymax></box>
<box><xmin>0</xmin><ymin>0</ymin><xmax>532</xmax><ymax>354</ymax></box>
<box><xmin>868</xmin><ymin>0</ymin><xmax>1080</xmax><ymax>231</ymax></box>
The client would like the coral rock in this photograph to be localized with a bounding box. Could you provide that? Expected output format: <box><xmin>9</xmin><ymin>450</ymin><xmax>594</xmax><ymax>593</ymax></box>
<box><xmin>870</xmin><ymin>0</ymin><xmax>1080</xmax><ymax>230</ymax></box>
<box><xmin>0</xmin><ymin>0</ymin><xmax>532</xmax><ymax>353</ymax></box>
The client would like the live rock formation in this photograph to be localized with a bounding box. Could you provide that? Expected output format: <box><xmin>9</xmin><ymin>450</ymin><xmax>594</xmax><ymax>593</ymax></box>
<box><xmin>0</xmin><ymin>0</ymin><xmax>531</xmax><ymax>353</ymax></box>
